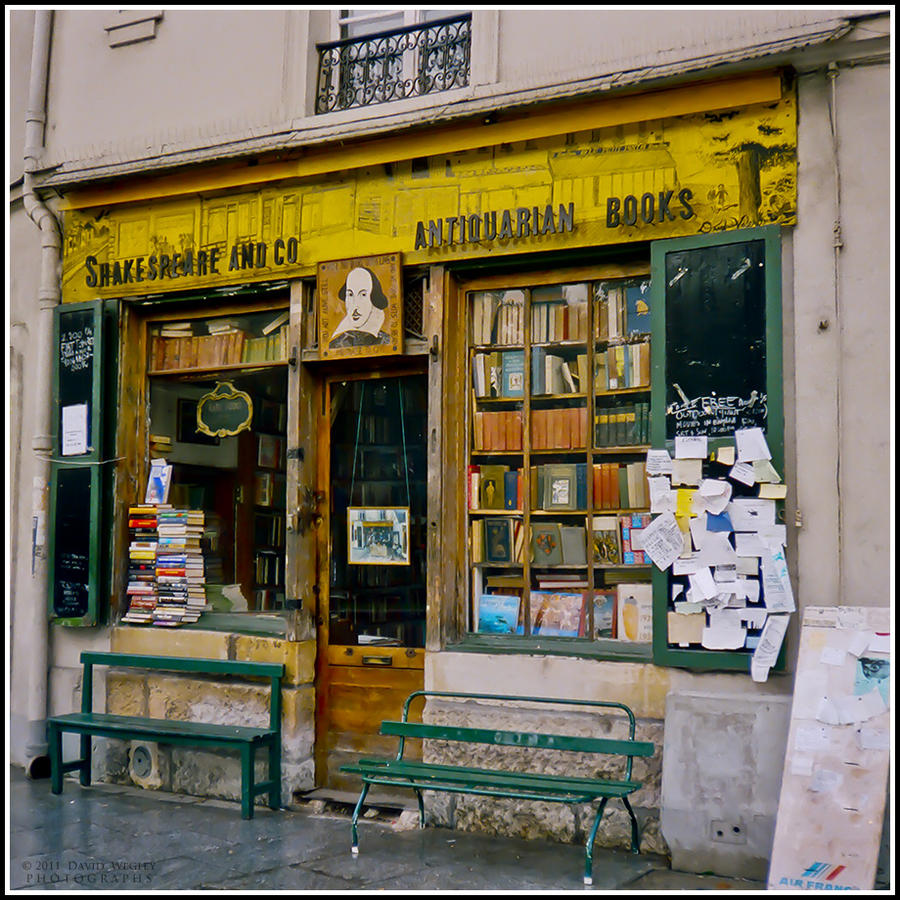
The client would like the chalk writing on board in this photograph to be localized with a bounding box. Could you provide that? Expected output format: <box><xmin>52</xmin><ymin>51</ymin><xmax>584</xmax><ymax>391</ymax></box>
<box><xmin>59</xmin><ymin>324</ymin><xmax>94</xmax><ymax>373</ymax></box>
<box><xmin>667</xmin><ymin>390</ymin><xmax>767</xmax><ymax>437</ymax></box>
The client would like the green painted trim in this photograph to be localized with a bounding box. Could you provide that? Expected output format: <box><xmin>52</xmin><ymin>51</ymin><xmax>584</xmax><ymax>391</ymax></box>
<box><xmin>81</xmin><ymin>651</ymin><xmax>284</xmax><ymax>678</ymax></box>
<box><xmin>649</xmin><ymin>225</ymin><xmax>786</xmax><ymax>672</ymax></box>
<box><xmin>178</xmin><ymin>612</ymin><xmax>292</xmax><ymax>637</ymax></box>
<box><xmin>447</xmin><ymin>634</ymin><xmax>653</xmax><ymax>663</ymax></box>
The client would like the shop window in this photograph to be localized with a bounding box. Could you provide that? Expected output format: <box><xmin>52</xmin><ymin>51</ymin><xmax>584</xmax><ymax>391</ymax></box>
<box><xmin>316</xmin><ymin>9</ymin><xmax>471</xmax><ymax>113</ymax></box>
<box><xmin>123</xmin><ymin>305</ymin><xmax>291</xmax><ymax>624</ymax></box>
<box><xmin>464</xmin><ymin>269</ymin><xmax>654</xmax><ymax>653</ymax></box>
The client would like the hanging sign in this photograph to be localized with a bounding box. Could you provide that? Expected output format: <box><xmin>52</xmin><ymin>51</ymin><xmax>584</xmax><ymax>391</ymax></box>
<box><xmin>348</xmin><ymin>507</ymin><xmax>410</xmax><ymax>566</ymax></box>
<box><xmin>196</xmin><ymin>382</ymin><xmax>253</xmax><ymax>437</ymax></box>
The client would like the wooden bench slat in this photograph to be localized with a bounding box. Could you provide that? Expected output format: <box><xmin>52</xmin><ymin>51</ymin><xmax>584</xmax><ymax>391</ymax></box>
<box><xmin>379</xmin><ymin>720</ymin><xmax>655</xmax><ymax>757</ymax></box>
<box><xmin>48</xmin><ymin>712</ymin><xmax>274</xmax><ymax>743</ymax></box>
<box><xmin>342</xmin><ymin>758</ymin><xmax>639</xmax><ymax>797</ymax></box>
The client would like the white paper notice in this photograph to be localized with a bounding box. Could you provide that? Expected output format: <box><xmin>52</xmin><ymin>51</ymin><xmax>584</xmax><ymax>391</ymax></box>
<box><xmin>701</xmin><ymin>620</ymin><xmax>746</xmax><ymax>649</ymax></box>
<box><xmin>648</xmin><ymin>477</ymin><xmax>676</xmax><ymax>514</ymax></box>
<box><xmin>640</xmin><ymin>512</ymin><xmax>685</xmax><ymax>571</ymax></box>
<box><xmin>672</xmin><ymin>556</ymin><xmax>701</xmax><ymax>576</ymax></box>
<box><xmin>645</xmin><ymin>449</ymin><xmax>673</xmax><ymax>475</ymax></box>
<box><xmin>61</xmin><ymin>403</ymin><xmax>89</xmax><ymax>456</ymax></box>
<box><xmin>696</xmin><ymin>532</ymin><xmax>738</xmax><ymax>567</ymax></box>
<box><xmin>735</xmin><ymin>532</ymin><xmax>767</xmax><ymax>558</ymax></box>
<box><xmin>846</xmin><ymin>631</ymin><xmax>873</xmax><ymax>658</ymax></box>
<box><xmin>728</xmin><ymin>462</ymin><xmax>757</xmax><ymax>486</ymax></box>
<box><xmin>728</xmin><ymin>498</ymin><xmax>776</xmax><ymax>531</ymax></box>
<box><xmin>820</xmin><ymin>645</ymin><xmax>846</xmax><ymax>666</ymax></box>
<box><xmin>750</xmin><ymin>613</ymin><xmax>789</xmax><ymax>682</ymax></box>
<box><xmin>856</xmin><ymin>726</ymin><xmax>890</xmax><ymax>751</ymax></box>
<box><xmin>757</xmin><ymin>525</ymin><xmax>787</xmax><ymax>549</ymax></box>
<box><xmin>735</xmin><ymin>426</ymin><xmax>772</xmax><ymax>462</ymax></box>
<box><xmin>698</xmin><ymin>478</ymin><xmax>732</xmax><ymax>514</ymax></box>
<box><xmin>689</xmin><ymin>566</ymin><xmax>718</xmax><ymax>600</ymax></box>
<box><xmin>794</xmin><ymin>723</ymin><xmax>831</xmax><ymax>753</ymax></box>
<box><xmin>867</xmin><ymin>634</ymin><xmax>891</xmax><ymax>655</ymax></box>
<box><xmin>671</xmin><ymin>458</ymin><xmax>702</xmax><ymax>486</ymax></box>
<box><xmin>817</xmin><ymin>691</ymin><xmax>887</xmax><ymax>725</ymax></box>
<box><xmin>675</xmin><ymin>435</ymin><xmax>708</xmax><ymax>459</ymax></box>
<box><xmin>791</xmin><ymin>755</ymin><xmax>815</xmax><ymax>777</ymax></box>
<box><xmin>736</xmin><ymin>577</ymin><xmax>760</xmax><ymax>603</ymax></box>
<box><xmin>761</xmin><ymin>547</ymin><xmax>795</xmax><ymax>613</ymax></box>
<box><xmin>808</xmin><ymin>768</ymin><xmax>843</xmax><ymax>794</ymax></box>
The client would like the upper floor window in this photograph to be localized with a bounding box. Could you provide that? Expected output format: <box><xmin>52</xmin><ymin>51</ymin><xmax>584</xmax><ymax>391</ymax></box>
<box><xmin>316</xmin><ymin>9</ymin><xmax>471</xmax><ymax>114</ymax></box>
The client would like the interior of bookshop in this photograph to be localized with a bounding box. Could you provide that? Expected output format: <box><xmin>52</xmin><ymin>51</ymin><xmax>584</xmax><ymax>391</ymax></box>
<box><xmin>124</xmin><ymin>305</ymin><xmax>290</xmax><ymax>625</ymax></box>
<box><xmin>467</xmin><ymin>275</ymin><xmax>655</xmax><ymax>643</ymax></box>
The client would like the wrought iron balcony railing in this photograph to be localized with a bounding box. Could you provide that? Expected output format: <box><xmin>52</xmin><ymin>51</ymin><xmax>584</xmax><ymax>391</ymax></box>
<box><xmin>316</xmin><ymin>14</ymin><xmax>472</xmax><ymax>114</ymax></box>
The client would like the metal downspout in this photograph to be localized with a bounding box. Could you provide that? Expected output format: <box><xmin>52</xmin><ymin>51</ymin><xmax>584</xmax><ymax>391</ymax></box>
<box><xmin>22</xmin><ymin>8</ymin><xmax>61</xmax><ymax>777</ymax></box>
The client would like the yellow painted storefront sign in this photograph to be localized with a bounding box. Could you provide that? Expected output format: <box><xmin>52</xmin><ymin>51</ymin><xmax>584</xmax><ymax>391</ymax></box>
<box><xmin>61</xmin><ymin>79</ymin><xmax>796</xmax><ymax>305</ymax></box>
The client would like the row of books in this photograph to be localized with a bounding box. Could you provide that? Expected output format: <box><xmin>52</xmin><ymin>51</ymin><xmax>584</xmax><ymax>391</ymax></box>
<box><xmin>593</xmin><ymin>461</ymin><xmax>649</xmax><ymax>510</ymax></box>
<box><xmin>471</xmin><ymin>512</ymin><xmax>653</xmax><ymax>568</ymax></box>
<box><xmin>474</xmin><ymin>581</ymin><xmax>652</xmax><ymax>641</ymax></box>
<box><xmin>531</xmin><ymin>297</ymin><xmax>590</xmax><ymax>344</ymax></box>
<box><xmin>531</xmin><ymin>406</ymin><xmax>589</xmax><ymax>450</ymax></box>
<box><xmin>595</xmin><ymin>340</ymin><xmax>651</xmax><ymax>391</ymax></box>
<box><xmin>122</xmin><ymin>504</ymin><xmax>208</xmax><ymax>627</ymax></box>
<box><xmin>594</xmin><ymin>282</ymin><xmax>650</xmax><ymax>342</ymax></box>
<box><xmin>472</xmin><ymin>344</ymin><xmax>650</xmax><ymax>399</ymax></box>
<box><xmin>254</xmin><ymin>549</ymin><xmax>284</xmax><ymax>587</ymax></box>
<box><xmin>149</xmin><ymin>323</ymin><xmax>289</xmax><ymax>371</ymax></box>
<box><xmin>595</xmin><ymin>401</ymin><xmax>651</xmax><ymax>447</ymax></box>
<box><xmin>470</xmin><ymin>290</ymin><xmax>525</xmax><ymax>345</ymax></box>
<box><xmin>593</xmin><ymin>513</ymin><xmax>652</xmax><ymax>566</ymax></box>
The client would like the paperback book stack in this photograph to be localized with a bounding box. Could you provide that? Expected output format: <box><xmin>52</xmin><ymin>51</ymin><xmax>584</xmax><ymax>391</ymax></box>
<box><xmin>154</xmin><ymin>508</ymin><xmax>207</xmax><ymax>625</ymax></box>
<box><xmin>121</xmin><ymin>505</ymin><xmax>160</xmax><ymax>624</ymax></box>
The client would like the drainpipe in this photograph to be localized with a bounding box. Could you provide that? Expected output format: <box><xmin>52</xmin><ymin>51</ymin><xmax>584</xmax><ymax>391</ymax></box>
<box><xmin>22</xmin><ymin>8</ymin><xmax>61</xmax><ymax>777</ymax></box>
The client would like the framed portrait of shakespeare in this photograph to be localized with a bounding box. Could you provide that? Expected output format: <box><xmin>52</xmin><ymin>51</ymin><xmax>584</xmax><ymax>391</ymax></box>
<box><xmin>318</xmin><ymin>253</ymin><xmax>403</xmax><ymax>359</ymax></box>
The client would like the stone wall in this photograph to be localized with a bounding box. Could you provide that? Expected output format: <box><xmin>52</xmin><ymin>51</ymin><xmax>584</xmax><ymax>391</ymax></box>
<box><xmin>420</xmin><ymin>697</ymin><xmax>666</xmax><ymax>855</ymax></box>
<box><xmin>88</xmin><ymin>627</ymin><xmax>317</xmax><ymax>808</ymax></box>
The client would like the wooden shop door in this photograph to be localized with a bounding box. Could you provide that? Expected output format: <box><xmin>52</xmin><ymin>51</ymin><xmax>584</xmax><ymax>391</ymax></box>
<box><xmin>314</xmin><ymin>368</ymin><xmax>427</xmax><ymax>796</ymax></box>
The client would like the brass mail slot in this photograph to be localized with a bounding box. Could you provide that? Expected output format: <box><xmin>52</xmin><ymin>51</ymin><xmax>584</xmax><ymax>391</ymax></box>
<box><xmin>361</xmin><ymin>655</ymin><xmax>393</xmax><ymax>667</ymax></box>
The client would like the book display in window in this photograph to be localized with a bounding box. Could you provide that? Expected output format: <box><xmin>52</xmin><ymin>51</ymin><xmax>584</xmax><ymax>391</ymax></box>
<box><xmin>466</xmin><ymin>275</ymin><xmax>652</xmax><ymax>643</ymax></box>
<box><xmin>148</xmin><ymin>307</ymin><xmax>290</xmax><ymax>374</ymax></box>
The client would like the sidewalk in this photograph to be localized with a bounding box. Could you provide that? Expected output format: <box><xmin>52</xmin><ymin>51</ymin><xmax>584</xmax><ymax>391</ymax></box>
<box><xmin>8</xmin><ymin>765</ymin><xmax>766</xmax><ymax>892</ymax></box>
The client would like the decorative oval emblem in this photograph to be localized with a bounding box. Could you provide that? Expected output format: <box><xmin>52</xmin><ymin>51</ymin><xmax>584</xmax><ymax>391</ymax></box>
<box><xmin>196</xmin><ymin>382</ymin><xmax>253</xmax><ymax>437</ymax></box>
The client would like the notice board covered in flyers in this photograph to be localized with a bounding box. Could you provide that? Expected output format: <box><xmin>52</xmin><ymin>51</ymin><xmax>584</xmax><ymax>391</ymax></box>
<box><xmin>767</xmin><ymin>606</ymin><xmax>890</xmax><ymax>891</ymax></box>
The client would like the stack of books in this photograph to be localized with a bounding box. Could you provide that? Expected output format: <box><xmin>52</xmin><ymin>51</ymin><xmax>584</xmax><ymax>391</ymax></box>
<box><xmin>153</xmin><ymin>508</ymin><xmax>207</xmax><ymax>625</ymax></box>
<box><xmin>121</xmin><ymin>505</ymin><xmax>160</xmax><ymax>624</ymax></box>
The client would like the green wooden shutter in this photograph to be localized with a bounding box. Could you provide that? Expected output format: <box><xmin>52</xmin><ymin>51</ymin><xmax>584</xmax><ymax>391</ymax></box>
<box><xmin>649</xmin><ymin>225</ymin><xmax>786</xmax><ymax>672</ymax></box>
<box><xmin>48</xmin><ymin>299</ymin><xmax>118</xmax><ymax>626</ymax></box>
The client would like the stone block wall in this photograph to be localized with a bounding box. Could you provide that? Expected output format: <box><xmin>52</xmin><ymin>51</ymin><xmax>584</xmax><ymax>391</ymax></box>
<box><xmin>86</xmin><ymin>627</ymin><xmax>317</xmax><ymax>807</ymax></box>
<box><xmin>420</xmin><ymin>697</ymin><xmax>666</xmax><ymax>855</ymax></box>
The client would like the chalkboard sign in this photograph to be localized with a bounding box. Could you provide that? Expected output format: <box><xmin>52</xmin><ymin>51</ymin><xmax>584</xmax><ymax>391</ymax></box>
<box><xmin>57</xmin><ymin>305</ymin><xmax>96</xmax><ymax>456</ymax></box>
<box><xmin>51</xmin><ymin>466</ymin><xmax>93</xmax><ymax>619</ymax></box>
<box><xmin>662</xmin><ymin>238</ymin><xmax>767</xmax><ymax>439</ymax></box>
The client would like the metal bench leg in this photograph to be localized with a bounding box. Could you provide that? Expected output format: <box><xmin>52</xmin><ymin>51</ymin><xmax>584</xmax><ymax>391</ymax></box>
<box><xmin>268</xmin><ymin>737</ymin><xmax>281</xmax><ymax>811</ymax></box>
<box><xmin>49</xmin><ymin>724</ymin><xmax>63</xmax><ymax>795</ymax></box>
<box><xmin>414</xmin><ymin>788</ymin><xmax>425</xmax><ymax>828</ymax></box>
<box><xmin>622</xmin><ymin>796</ymin><xmax>640</xmax><ymax>854</ymax></box>
<box><xmin>79</xmin><ymin>734</ymin><xmax>92</xmax><ymax>786</ymax></box>
<box><xmin>241</xmin><ymin>744</ymin><xmax>255</xmax><ymax>820</ymax></box>
<box><xmin>350</xmin><ymin>782</ymin><xmax>370</xmax><ymax>855</ymax></box>
<box><xmin>584</xmin><ymin>797</ymin><xmax>609</xmax><ymax>886</ymax></box>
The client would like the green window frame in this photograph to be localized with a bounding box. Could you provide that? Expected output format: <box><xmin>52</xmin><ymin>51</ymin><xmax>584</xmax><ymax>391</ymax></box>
<box><xmin>48</xmin><ymin>299</ymin><xmax>118</xmax><ymax>626</ymax></box>
<box><xmin>649</xmin><ymin>225</ymin><xmax>786</xmax><ymax>672</ymax></box>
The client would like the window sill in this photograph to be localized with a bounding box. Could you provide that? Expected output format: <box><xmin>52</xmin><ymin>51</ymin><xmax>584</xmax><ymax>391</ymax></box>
<box><xmin>116</xmin><ymin>612</ymin><xmax>292</xmax><ymax>639</ymax></box>
<box><xmin>447</xmin><ymin>633</ymin><xmax>654</xmax><ymax>663</ymax></box>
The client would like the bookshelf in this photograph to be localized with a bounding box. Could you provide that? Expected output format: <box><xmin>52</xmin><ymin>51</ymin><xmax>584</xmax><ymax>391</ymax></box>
<box><xmin>466</xmin><ymin>275</ymin><xmax>653</xmax><ymax>643</ymax></box>
<box><xmin>147</xmin><ymin>307</ymin><xmax>290</xmax><ymax>375</ymax></box>
<box><xmin>251</xmin><ymin>403</ymin><xmax>287</xmax><ymax>610</ymax></box>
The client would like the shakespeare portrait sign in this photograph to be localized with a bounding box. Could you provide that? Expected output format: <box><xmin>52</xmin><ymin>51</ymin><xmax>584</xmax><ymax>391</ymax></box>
<box><xmin>318</xmin><ymin>253</ymin><xmax>403</xmax><ymax>359</ymax></box>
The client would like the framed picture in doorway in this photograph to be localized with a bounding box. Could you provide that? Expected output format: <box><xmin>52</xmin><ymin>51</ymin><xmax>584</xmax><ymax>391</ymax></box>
<box><xmin>348</xmin><ymin>506</ymin><xmax>410</xmax><ymax>565</ymax></box>
<box><xmin>318</xmin><ymin>253</ymin><xmax>403</xmax><ymax>360</ymax></box>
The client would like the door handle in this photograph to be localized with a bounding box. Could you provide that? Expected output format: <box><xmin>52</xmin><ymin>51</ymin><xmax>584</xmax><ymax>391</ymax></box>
<box><xmin>361</xmin><ymin>656</ymin><xmax>393</xmax><ymax>667</ymax></box>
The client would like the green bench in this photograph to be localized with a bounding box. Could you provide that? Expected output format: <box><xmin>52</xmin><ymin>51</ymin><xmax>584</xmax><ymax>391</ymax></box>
<box><xmin>340</xmin><ymin>690</ymin><xmax>655</xmax><ymax>885</ymax></box>
<box><xmin>47</xmin><ymin>651</ymin><xmax>284</xmax><ymax>819</ymax></box>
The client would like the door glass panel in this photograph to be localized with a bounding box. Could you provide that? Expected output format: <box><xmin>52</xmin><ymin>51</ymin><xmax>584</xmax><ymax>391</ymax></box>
<box><xmin>328</xmin><ymin>374</ymin><xmax>427</xmax><ymax>647</ymax></box>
